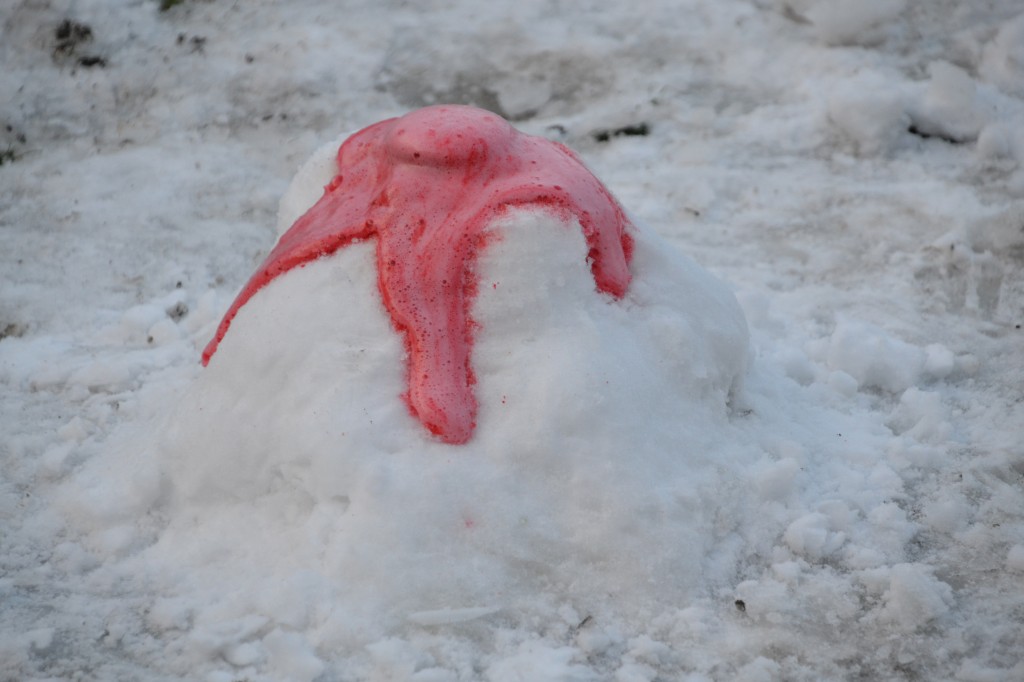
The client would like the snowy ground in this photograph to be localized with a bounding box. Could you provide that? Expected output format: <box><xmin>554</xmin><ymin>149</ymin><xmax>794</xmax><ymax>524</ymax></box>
<box><xmin>2</xmin><ymin>1</ymin><xmax>1023</xmax><ymax>680</ymax></box>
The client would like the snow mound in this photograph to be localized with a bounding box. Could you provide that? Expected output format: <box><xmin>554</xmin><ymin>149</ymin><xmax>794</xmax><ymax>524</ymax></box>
<box><xmin>76</xmin><ymin>134</ymin><xmax>750</xmax><ymax>647</ymax></box>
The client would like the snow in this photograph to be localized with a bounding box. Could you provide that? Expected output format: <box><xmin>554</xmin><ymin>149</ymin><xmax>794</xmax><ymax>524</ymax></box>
<box><xmin>802</xmin><ymin>0</ymin><xmax>907</xmax><ymax>47</ymax></box>
<box><xmin>2</xmin><ymin>0</ymin><xmax>1024</xmax><ymax>680</ymax></box>
<box><xmin>980</xmin><ymin>13</ymin><xmax>1024</xmax><ymax>97</ymax></box>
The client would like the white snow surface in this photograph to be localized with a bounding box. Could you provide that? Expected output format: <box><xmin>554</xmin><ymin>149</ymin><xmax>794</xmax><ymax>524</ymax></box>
<box><xmin>2</xmin><ymin>1</ymin><xmax>1023</xmax><ymax>680</ymax></box>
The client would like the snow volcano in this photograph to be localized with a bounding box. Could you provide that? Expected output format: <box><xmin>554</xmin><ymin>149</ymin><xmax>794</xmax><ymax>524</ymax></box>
<box><xmin>147</xmin><ymin>105</ymin><xmax>749</xmax><ymax>638</ymax></box>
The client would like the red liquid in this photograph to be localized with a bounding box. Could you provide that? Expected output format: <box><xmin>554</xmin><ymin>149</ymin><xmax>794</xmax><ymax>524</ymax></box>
<box><xmin>203</xmin><ymin>105</ymin><xmax>633</xmax><ymax>444</ymax></box>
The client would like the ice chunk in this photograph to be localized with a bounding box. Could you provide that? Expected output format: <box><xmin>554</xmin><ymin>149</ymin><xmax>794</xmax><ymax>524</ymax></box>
<box><xmin>784</xmin><ymin>512</ymin><xmax>846</xmax><ymax>561</ymax></box>
<box><xmin>263</xmin><ymin>629</ymin><xmax>324</xmax><ymax>682</ymax></box>
<box><xmin>826</xmin><ymin>319</ymin><xmax>924</xmax><ymax>393</ymax></box>
<box><xmin>877</xmin><ymin>563</ymin><xmax>954</xmax><ymax>633</ymax></box>
<box><xmin>909</xmin><ymin>62</ymin><xmax>988</xmax><ymax>143</ymax></box>
<box><xmin>827</xmin><ymin>71</ymin><xmax>908</xmax><ymax>156</ymax></box>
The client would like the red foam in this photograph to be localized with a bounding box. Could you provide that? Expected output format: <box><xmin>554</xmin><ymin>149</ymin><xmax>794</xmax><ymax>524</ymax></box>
<box><xmin>203</xmin><ymin>105</ymin><xmax>634</xmax><ymax>444</ymax></box>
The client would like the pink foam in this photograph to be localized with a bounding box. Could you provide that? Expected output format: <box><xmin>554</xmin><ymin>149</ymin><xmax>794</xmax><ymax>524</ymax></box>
<box><xmin>203</xmin><ymin>105</ymin><xmax>634</xmax><ymax>444</ymax></box>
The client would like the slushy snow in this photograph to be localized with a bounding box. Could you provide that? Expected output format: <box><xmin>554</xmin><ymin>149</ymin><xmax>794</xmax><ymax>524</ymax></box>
<box><xmin>2</xmin><ymin>0</ymin><xmax>1023</xmax><ymax>680</ymax></box>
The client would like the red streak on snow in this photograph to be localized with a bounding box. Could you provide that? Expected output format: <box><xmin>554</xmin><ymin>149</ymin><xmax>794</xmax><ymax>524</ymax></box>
<box><xmin>202</xmin><ymin>105</ymin><xmax>633</xmax><ymax>444</ymax></box>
